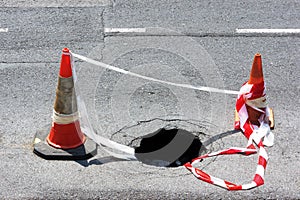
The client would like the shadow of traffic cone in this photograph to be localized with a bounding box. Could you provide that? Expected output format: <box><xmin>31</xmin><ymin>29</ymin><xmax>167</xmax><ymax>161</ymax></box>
<box><xmin>234</xmin><ymin>54</ymin><xmax>274</xmax><ymax>130</ymax></box>
<box><xmin>33</xmin><ymin>48</ymin><xmax>97</xmax><ymax>160</ymax></box>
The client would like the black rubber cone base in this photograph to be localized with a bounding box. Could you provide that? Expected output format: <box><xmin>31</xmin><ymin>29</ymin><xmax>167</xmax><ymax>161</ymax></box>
<box><xmin>33</xmin><ymin>126</ymin><xmax>97</xmax><ymax>160</ymax></box>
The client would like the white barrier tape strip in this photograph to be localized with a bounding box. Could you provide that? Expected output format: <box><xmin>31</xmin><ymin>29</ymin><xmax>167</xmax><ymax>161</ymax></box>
<box><xmin>256</xmin><ymin>165</ymin><xmax>265</xmax><ymax>178</ymax></box>
<box><xmin>70</xmin><ymin>52</ymin><xmax>77</xmax><ymax>83</ymax></box>
<box><xmin>104</xmin><ymin>28</ymin><xmax>147</xmax><ymax>33</ymax></box>
<box><xmin>70</xmin><ymin>52</ymin><xmax>136</xmax><ymax>160</ymax></box>
<box><xmin>77</xmin><ymin>96</ymin><xmax>136</xmax><ymax>160</ymax></box>
<box><xmin>0</xmin><ymin>28</ymin><xmax>8</xmax><ymax>33</ymax></box>
<box><xmin>76</xmin><ymin>92</ymin><xmax>136</xmax><ymax>157</ymax></box>
<box><xmin>242</xmin><ymin>181</ymin><xmax>257</xmax><ymax>190</ymax></box>
<box><xmin>71</xmin><ymin>53</ymin><xmax>240</xmax><ymax>95</ymax></box>
<box><xmin>236</xmin><ymin>28</ymin><xmax>300</xmax><ymax>34</ymax></box>
<box><xmin>52</xmin><ymin>110</ymin><xmax>79</xmax><ymax>124</ymax></box>
<box><xmin>259</xmin><ymin>146</ymin><xmax>268</xmax><ymax>160</ymax></box>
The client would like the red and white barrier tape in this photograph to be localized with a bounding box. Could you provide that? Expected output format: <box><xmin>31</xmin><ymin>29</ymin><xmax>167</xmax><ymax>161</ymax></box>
<box><xmin>184</xmin><ymin>82</ymin><xmax>274</xmax><ymax>190</ymax></box>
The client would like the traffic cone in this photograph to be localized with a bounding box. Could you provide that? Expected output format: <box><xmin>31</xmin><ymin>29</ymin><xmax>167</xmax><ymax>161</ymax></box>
<box><xmin>246</xmin><ymin>54</ymin><xmax>266</xmax><ymax>126</ymax></box>
<box><xmin>33</xmin><ymin>48</ymin><xmax>97</xmax><ymax>160</ymax></box>
<box><xmin>234</xmin><ymin>54</ymin><xmax>274</xmax><ymax>130</ymax></box>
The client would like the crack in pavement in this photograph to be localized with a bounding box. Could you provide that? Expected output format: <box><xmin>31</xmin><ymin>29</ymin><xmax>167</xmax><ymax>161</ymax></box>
<box><xmin>108</xmin><ymin>117</ymin><xmax>211</xmax><ymax>146</ymax></box>
<box><xmin>99</xmin><ymin>10</ymin><xmax>106</xmax><ymax>61</ymax></box>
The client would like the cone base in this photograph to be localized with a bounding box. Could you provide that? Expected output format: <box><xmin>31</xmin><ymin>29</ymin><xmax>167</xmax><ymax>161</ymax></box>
<box><xmin>33</xmin><ymin>125</ymin><xmax>97</xmax><ymax>160</ymax></box>
<box><xmin>47</xmin><ymin>120</ymin><xmax>86</xmax><ymax>149</ymax></box>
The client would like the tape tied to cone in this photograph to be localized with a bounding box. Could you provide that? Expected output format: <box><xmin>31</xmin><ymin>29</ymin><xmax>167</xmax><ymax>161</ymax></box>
<box><xmin>184</xmin><ymin>54</ymin><xmax>274</xmax><ymax>190</ymax></box>
<box><xmin>184</xmin><ymin>88</ymin><xmax>273</xmax><ymax>190</ymax></box>
<box><xmin>246</xmin><ymin>96</ymin><xmax>267</xmax><ymax>111</ymax></box>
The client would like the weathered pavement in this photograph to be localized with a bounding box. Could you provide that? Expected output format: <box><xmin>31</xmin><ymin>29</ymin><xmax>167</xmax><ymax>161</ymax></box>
<box><xmin>0</xmin><ymin>0</ymin><xmax>299</xmax><ymax>199</ymax></box>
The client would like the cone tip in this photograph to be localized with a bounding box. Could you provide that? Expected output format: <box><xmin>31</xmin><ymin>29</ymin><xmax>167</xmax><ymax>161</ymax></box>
<box><xmin>59</xmin><ymin>48</ymin><xmax>72</xmax><ymax>78</ymax></box>
<box><xmin>248</xmin><ymin>53</ymin><xmax>264</xmax><ymax>84</ymax></box>
<box><xmin>62</xmin><ymin>48</ymin><xmax>70</xmax><ymax>53</ymax></box>
<box><xmin>255</xmin><ymin>53</ymin><xmax>261</xmax><ymax>57</ymax></box>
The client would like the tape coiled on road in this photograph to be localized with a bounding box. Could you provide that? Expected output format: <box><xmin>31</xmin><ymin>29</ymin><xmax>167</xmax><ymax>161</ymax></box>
<box><xmin>184</xmin><ymin>82</ymin><xmax>274</xmax><ymax>190</ymax></box>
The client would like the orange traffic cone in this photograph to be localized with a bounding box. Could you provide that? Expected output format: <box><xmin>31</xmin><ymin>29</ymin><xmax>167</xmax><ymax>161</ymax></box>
<box><xmin>33</xmin><ymin>48</ymin><xmax>97</xmax><ymax>160</ymax></box>
<box><xmin>246</xmin><ymin>54</ymin><xmax>266</xmax><ymax>126</ymax></box>
<box><xmin>46</xmin><ymin>48</ymin><xmax>85</xmax><ymax>149</ymax></box>
<box><xmin>234</xmin><ymin>54</ymin><xmax>274</xmax><ymax>130</ymax></box>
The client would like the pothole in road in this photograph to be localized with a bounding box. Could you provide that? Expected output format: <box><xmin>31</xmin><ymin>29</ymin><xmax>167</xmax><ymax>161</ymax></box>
<box><xmin>134</xmin><ymin>128</ymin><xmax>204</xmax><ymax>167</ymax></box>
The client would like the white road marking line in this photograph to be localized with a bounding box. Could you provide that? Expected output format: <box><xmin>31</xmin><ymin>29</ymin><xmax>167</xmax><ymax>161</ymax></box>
<box><xmin>236</xmin><ymin>28</ymin><xmax>300</xmax><ymax>34</ymax></box>
<box><xmin>104</xmin><ymin>28</ymin><xmax>146</xmax><ymax>33</ymax></box>
<box><xmin>0</xmin><ymin>28</ymin><xmax>8</xmax><ymax>33</ymax></box>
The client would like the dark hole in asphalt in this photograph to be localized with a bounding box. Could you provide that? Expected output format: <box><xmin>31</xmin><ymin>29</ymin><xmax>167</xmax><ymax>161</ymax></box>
<box><xmin>134</xmin><ymin>128</ymin><xmax>203</xmax><ymax>167</ymax></box>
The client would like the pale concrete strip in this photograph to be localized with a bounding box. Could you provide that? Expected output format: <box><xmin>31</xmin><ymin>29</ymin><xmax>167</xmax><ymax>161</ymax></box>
<box><xmin>104</xmin><ymin>28</ymin><xmax>147</xmax><ymax>33</ymax></box>
<box><xmin>236</xmin><ymin>28</ymin><xmax>300</xmax><ymax>34</ymax></box>
<box><xmin>0</xmin><ymin>0</ymin><xmax>110</xmax><ymax>7</ymax></box>
<box><xmin>104</xmin><ymin>27</ymin><xmax>300</xmax><ymax>37</ymax></box>
<box><xmin>0</xmin><ymin>28</ymin><xmax>8</xmax><ymax>33</ymax></box>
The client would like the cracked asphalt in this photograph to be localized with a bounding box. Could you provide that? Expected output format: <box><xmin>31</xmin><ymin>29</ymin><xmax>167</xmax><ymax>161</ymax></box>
<box><xmin>0</xmin><ymin>0</ymin><xmax>299</xmax><ymax>199</ymax></box>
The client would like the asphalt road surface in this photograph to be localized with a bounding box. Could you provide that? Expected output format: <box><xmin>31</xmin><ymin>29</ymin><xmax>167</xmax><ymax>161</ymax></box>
<box><xmin>1</xmin><ymin>0</ymin><xmax>299</xmax><ymax>199</ymax></box>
